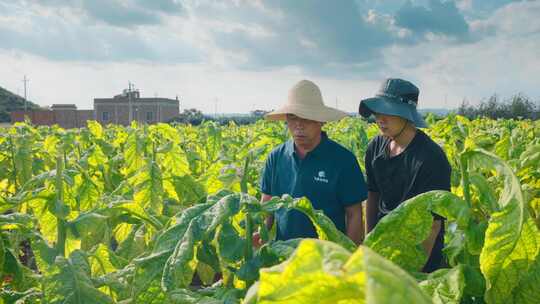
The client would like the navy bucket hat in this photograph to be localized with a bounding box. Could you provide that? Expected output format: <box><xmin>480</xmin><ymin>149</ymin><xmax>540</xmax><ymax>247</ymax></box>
<box><xmin>359</xmin><ymin>78</ymin><xmax>427</xmax><ymax>128</ymax></box>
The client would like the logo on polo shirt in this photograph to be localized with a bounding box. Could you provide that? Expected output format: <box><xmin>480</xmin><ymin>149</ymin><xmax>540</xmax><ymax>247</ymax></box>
<box><xmin>314</xmin><ymin>170</ymin><xmax>329</xmax><ymax>183</ymax></box>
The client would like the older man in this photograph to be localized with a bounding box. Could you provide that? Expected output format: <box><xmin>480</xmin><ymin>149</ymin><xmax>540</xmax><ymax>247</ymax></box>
<box><xmin>359</xmin><ymin>78</ymin><xmax>452</xmax><ymax>272</ymax></box>
<box><xmin>260</xmin><ymin>80</ymin><xmax>367</xmax><ymax>245</ymax></box>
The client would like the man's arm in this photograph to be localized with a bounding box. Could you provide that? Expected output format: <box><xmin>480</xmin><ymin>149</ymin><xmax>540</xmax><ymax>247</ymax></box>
<box><xmin>366</xmin><ymin>191</ymin><xmax>380</xmax><ymax>233</ymax></box>
<box><xmin>422</xmin><ymin>219</ymin><xmax>441</xmax><ymax>257</ymax></box>
<box><xmin>345</xmin><ymin>203</ymin><xmax>364</xmax><ymax>245</ymax></box>
<box><xmin>252</xmin><ymin>193</ymin><xmax>274</xmax><ymax>248</ymax></box>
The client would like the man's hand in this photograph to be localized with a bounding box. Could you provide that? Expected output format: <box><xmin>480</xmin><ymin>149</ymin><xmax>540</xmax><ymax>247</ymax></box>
<box><xmin>345</xmin><ymin>202</ymin><xmax>364</xmax><ymax>245</ymax></box>
<box><xmin>252</xmin><ymin>193</ymin><xmax>274</xmax><ymax>249</ymax></box>
<box><xmin>252</xmin><ymin>232</ymin><xmax>263</xmax><ymax>248</ymax></box>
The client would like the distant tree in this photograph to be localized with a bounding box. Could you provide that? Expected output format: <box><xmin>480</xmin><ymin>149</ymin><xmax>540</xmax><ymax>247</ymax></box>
<box><xmin>168</xmin><ymin>108</ymin><xmax>212</xmax><ymax>125</ymax></box>
<box><xmin>250</xmin><ymin>109</ymin><xmax>270</xmax><ymax>118</ymax></box>
<box><xmin>508</xmin><ymin>94</ymin><xmax>536</xmax><ymax>119</ymax></box>
<box><xmin>0</xmin><ymin>86</ymin><xmax>41</xmax><ymax>122</ymax></box>
<box><xmin>458</xmin><ymin>94</ymin><xmax>538</xmax><ymax>120</ymax></box>
<box><xmin>457</xmin><ymin>99</ymin><xmax>476</xmax><ymax>119</ymax></box>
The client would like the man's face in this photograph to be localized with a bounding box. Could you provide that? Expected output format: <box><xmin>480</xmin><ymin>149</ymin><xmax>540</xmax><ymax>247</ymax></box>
<box><xmin>286</xmin><ymin>114</ymin><xmax>323</xmax><ymax>147</ymax></box>
<box><xmin>374</xmin><ymin>113</ymin><xmax>407</xmax><ymax>137</ymax></box>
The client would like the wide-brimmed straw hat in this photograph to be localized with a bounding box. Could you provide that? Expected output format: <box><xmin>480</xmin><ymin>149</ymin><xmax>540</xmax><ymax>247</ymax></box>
<box><xmin>265</xmin><ymin>79</ymin><xmax>348</xmax><ymax>122</ymax></box>
<box><xmin>358</xmin><ymin>78</ymin><xmax>427</xmax><ymax>128</ymax></box>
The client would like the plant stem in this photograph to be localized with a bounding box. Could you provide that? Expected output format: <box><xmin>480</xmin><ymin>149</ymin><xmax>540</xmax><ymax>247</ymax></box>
<box><xmin>8</xmin><ymin>135</ymin><xmax>19</xmax><ymax>193</ymax></box>
<box><xmin>245</xmin><ymin>208</ymin><xmax>253</xmax><ymax>261</ymax></box>
<box><xmin>240</xmin><ymin>153</ymin><xmax>251</xmax><ymax>194</ymax></box>
<box><xmin>460</xmin><ymin>153</ymin><xmax>472</xmax><ymax>209</ymax></box>
<box><xmin>55</xmin><ymin>154</ymin><xmax>67</xmax><ymax>256</ymax></box>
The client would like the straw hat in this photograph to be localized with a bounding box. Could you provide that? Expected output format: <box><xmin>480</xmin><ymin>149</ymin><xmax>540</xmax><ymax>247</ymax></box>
<box><xmin>265</xmin><ymin>80</ymin><xmax>349</xmax><ymax>122</ymax></box>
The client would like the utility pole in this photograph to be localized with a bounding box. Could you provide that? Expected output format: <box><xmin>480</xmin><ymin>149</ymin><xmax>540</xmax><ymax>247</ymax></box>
<box><xmin>214</xmin><ymin>97</ymin><xmax>218</xmax><ymax>118</ymax></box>
<box><xmin>335</xmin><ymin>97</ymin><xmax>339</xmax><ymax>109</ymax></box>
<box><xmin>128</xmin><ymin>82</ymin><xmax>133</xmax><ymax>123</ymax></box>
<box><xmin>22</xmin><ymin>75</ymin><xmax>29</xmax><ymax>111</ymax></box>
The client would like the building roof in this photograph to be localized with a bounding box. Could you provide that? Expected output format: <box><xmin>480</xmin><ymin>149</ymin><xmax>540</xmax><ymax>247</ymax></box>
<box><xmin>51</xmin><ymin>104</ymin><xmax>77</xmax><ymax>109</ymax></box>
<box><xmin>94</xmin><ymin>97</ymin><xmax>178</xmax><ymax>105</ymax></box>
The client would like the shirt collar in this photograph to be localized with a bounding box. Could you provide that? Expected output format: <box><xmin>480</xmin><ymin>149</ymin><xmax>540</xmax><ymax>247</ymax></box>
<box><xmin>286</xmin><ymin>131</ymin><xmax>329</xmax><ymax>158</ymax></box>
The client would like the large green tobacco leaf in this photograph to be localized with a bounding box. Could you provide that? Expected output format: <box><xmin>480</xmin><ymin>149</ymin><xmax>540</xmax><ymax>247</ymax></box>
<box><xmin>172</xmin><ymin>175</ymin><xmax>207</xmax><ymax>205</ymax></box>
<box><xmin>2</xmin><ymin>249</ymin><xmax>24</xmax><ymax>287</ymax></box>
<box><xmin>291</xmin><ymin>197</ymin><xmax>357</xmax><ymax>252</ymax></box>
<box><xmin>154</xmin><ymin>202</ymin><xmax>214</xmax><ymax>253</ymax></box>
<box><xmin>161</xmin><ymin>194</ymin><xmax>242</xmax><ymax>291</ymax></box>
<box><xmin>519</xmin><ymin>144</ymin><xmax>540</xmax><ymax>169</ymax></box>
<box><xmin>511</xmin><ymin>250</ymin><xmax>540</xmax><ymax>303</ymax></box>
<box><xmin>115</xmin><ymin>225</ymin><xmax>146</xmax><ymax>262</ymax></box>
<box><xmin>0</xmin><ymin>288</ymin><xmax>42</xmax><ymax>303</ymax></box>
<box><xmin>74</xmin><ymin>172</ymin><xmax>101</xmax><ymax>211</ymax></box>
<box><xmin>161</xmin><ymin>144</ymin><xmax>191</xmax><ymax>177</ymax></box>
<box><xmin>87</xmin><ymin>121</ymin><xmax>103</xmax><ymax>139</ymax></box>
<box><xmin>130</xmin><ymin>254</ymin><xmax>169</xmax><ymax>302</ymax></box>
<box><xmin>482</xmin><ymin>216</ymin><xmax>540</xmax><ymax>304</ymax></box>
<box><xmin>133</xmin><ymin>277</ymin><xmax>167</xmax><ymax>304</ymax></box>
<box><xmin>245</xmin><ymin>239</ymin><xmax>431</xmax><ymax>304</ymax></box>
<box><xmin>463</xmin><ymin>150</ymin><xmax>540</xmax><ymax>304</ymax></box>
<box><xmin>258</xmin><ymin>239</ymin><xmax>302</xmax><ymax>266</ymax></box>
<box><xmin>468</xmin><ymin>172</ymin><xmax>498</xmax><ymax>214</ymax></box>
<box><xmin>216</xmin><ymin>221</ymin><xmax>244</xmax><ymax>264</ymax></box>
<box><xmin>30</xmin><ymin>233</ymin><xmax>58</xmax><ymax>272</ymax></box>
<box><xmin>129</xmin><ymin>159</ymin><xmax>164</xmax><ymax>214</ymax></box>
<box><xmin>364</xmin><ymin>191</ymin><xmax>470</xmax><ymax>272</ymax></box>
<box><xmin>161</xmin><ymin>222</ymin><xmax>200</xmax><ymax>292</ymax></box>
<box><xmin>68</xmin><ymin>212</ymin><xmax>108</xmax><ymax>251</ymax></box>
<box><xmin>131</xmin><ymin>193</ymin><xmax>240</xmax><ymax>296</ymax></box>
<box><xmin>124</xmin><ymin>130</ymin><xmax>147</xmax><ymax>176</ymax></box>
<box><xmin>419</xmin><ymin>265</ymin><xmax>466</xmax><ymax>304</ymax></box>
<box><xmin>0</xmin><ymin>213</ymin><xmax>33</xmax><ymax>228</ymax></box>
<box><xmin>13</xmin><ymin>135</ymin><xmax>33</xmax><ymax>188</ymax></box>
<box><xmin>127</xmin><ymin>203</ymin><xmax>214</xmax><ymax>297</ymax></box>
<box><xmin>107</xmin><ymin>200</ymin><xmax>163</xmax><ymax>230</ymax></box>
<box><xmin>261</xmin><ymin>196</ymin><xmax>357</xmax><ymax>252</ymax></box>
<box><xmin>43</xmin><ymin>250</ymin><xmax>114</xmax><ymax>303</ymax></box>
<box><xmin>168</xmin><ymin>288</ymin><xmax>222</xmax><ymax>304</ymax></box>
<box><xmin>88</xmin><ymin>244</ymin><xmax>119</xmax><ymax>276</ymax></box>
<box><xmin>0</xmin><ymin>235</ymin><xmax>5</xmax><ymax>276</ymax></box>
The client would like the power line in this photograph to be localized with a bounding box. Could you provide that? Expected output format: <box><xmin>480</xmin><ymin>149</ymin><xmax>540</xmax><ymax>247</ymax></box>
<box><xmin>22</xmin><ymin>75</ymin><xmax>29</xmax><ymax>111</ymax></box>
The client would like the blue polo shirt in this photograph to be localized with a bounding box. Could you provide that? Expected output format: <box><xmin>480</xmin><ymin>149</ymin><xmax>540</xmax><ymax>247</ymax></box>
<box><xmin>261</xmin><ymin>132</ymin><xmax>368</xmax><ymax>240</ymax></box>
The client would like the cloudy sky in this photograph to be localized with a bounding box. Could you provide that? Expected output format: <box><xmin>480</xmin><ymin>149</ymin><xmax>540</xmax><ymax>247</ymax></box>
<box><xmin>1</xmin><ymin>0</ymin><xmax>539</xmax><ymax>114</ymax></box>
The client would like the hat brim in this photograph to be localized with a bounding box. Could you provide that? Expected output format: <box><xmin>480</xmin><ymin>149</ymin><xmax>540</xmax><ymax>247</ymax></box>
<box><xmin>265</xmin><ymin>104</ymin><xmax>348</xmax><ymax>122</ymax></box>
<box><xmin>359</xmin><ymin>96</ymin><xmax>427</xmax><ymax>128</ymax></box>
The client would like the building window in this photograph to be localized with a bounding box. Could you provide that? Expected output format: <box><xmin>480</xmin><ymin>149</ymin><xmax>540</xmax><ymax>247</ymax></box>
<box><xmin>102</xmin><ymin>111</ymin><xmax>109</xmax><ymax>121</ymax></box>
<box><xmin>146</xmin><ymin>111</ymin><xmax>153</xmax><ymax>122</ymax></box>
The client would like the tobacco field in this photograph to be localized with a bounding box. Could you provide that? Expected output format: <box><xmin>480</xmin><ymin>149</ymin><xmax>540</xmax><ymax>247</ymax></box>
<box><xmin>0</xmin><ymin>115</ymin><xmax>539</xmax><ymax>303</ymax></box>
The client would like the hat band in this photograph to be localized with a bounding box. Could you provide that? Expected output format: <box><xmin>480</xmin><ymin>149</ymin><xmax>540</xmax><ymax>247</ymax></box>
<box><xmin>376</xmin><ymin>93</ymin><xmax>418</xmax><ymax>108</ymax></box>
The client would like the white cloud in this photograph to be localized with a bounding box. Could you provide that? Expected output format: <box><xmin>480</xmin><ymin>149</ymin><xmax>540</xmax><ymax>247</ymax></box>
<box><xmin>0</xmin><ymin>51</ymin><xmax>377</xmax><ymax>114</ymax></box>
<box><xmin>0</xmin><ymin>0</ymin><xmax>537</xmax><ymax>114</ymax></box>
<box><xmin>456</xmin><ymin>0</ymin><xmax>473</xmax><ymax>12</ymax></box>
<box><xmin>380</xmin><ymin>1</ymin><xmax>540</xmax><ymax>108</ymax></box>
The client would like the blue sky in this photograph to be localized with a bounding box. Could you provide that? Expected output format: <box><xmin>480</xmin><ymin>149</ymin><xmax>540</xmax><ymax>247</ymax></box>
<box><xmin>0</xmin><ymin>0</ymin><xmax>538</xmax><ymax>113</ymax></box>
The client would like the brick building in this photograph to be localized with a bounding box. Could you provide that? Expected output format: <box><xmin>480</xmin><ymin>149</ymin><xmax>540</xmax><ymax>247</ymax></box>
<box><xmin>11</xmin><ymin>104</ymin><xmax>94</xmax><ymax>128</ymax></box>
<box><xmin>94</xmin><ymin>90</ymin><xmax>179</xmax><ymax>125</ymax></box>
<box><xmin>11</xmin><ymin>90</ymin><xmax>180</xmax><ymax>128</ymax></box>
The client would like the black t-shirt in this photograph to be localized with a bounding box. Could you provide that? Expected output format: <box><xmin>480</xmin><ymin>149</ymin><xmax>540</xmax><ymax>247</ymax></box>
<box><xmin>365</xmin><ymin>130</ymin><xmax>451</xmax><ymax>272</ymax></box>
